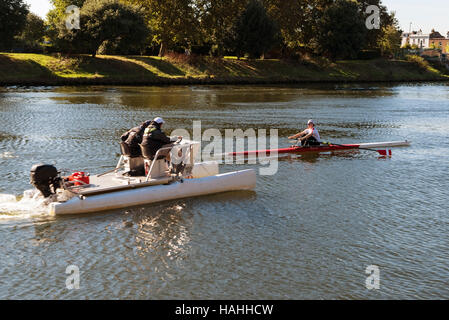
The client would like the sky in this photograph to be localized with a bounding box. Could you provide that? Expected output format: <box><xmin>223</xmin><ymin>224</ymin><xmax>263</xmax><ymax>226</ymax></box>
<box><xmin>25</xmin><ymin>0</ymin><xmax>449</xmax><ymax>34</ymax></box>
<box><xmin>382</xmin><ymin>0</ymin><xmax>449</xmax><ymax>34</ymax></box>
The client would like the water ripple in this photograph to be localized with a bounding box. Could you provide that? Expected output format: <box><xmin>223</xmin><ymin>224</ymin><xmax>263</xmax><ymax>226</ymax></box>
<box><xmin>1</xmin><ymin>84</ymin><xmax>449</xmax><ymax>299</ymax></box>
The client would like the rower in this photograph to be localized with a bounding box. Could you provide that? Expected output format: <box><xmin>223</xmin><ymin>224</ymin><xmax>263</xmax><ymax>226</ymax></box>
<box><xmin>288</xmin><ymin>119</ymin><xmax>321</xmax><ymax>147</ymax></box>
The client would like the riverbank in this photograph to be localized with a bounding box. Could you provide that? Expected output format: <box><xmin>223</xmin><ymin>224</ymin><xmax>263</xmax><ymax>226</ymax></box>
<box><xmin>1</xmin><ymin>52</ymin><xmax>448</xmax><ymax>86</ymax></box>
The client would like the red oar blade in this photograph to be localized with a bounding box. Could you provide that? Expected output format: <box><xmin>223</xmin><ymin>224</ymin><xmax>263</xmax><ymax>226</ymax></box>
<box><xmin>377</xmin><ymin>149</ymin><xmax>392</xmax><ymax>156</ymax></box>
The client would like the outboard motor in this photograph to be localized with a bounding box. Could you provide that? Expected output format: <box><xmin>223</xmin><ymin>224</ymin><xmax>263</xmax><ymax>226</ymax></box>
<box><xmin>30</xmin><ymin>164</ymin><xmax>62</xmax><ymax>198</ymax></box>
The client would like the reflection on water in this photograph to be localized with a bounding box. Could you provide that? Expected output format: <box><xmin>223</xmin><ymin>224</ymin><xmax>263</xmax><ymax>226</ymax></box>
<box><xmin>281</xmin><ymin>151</ymin><xmax>364</xmax><ymax>164</ymax></box>
<box><xmin>0</xmin><ymin>83</ymin><xmax>448</xmax><ymax>299</ymax></box>
<box><xmin>133</xmin><ymin>204</ymin><xmax>192</xmax><ymax>260</ymax></box>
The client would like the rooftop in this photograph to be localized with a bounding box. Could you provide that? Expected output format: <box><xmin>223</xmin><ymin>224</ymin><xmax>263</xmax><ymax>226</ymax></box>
<box><xmin>403</xmin><ymin>29</ymin><xmax>449</xmax><ymax>39</ymax></box>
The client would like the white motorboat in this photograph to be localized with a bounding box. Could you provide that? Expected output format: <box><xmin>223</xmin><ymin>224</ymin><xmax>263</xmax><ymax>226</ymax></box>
<box><xmin>30</xmin><ymin>140</ymin><xmax>256</xmax><ymax>215</ymax></box>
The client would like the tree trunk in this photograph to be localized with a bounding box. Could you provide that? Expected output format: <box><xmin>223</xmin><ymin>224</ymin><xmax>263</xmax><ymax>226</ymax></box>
<box><xmin>216</xmin><ymin>45</ymin><xmax>224</xmax><ymax>58</ymax></box>
<box><xmin>158</xmin><ymin>42</ymin><xmax>166</xmax><ymax>57</ymax></box>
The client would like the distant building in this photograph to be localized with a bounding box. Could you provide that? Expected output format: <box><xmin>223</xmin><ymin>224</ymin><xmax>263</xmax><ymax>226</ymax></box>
<box><xmin>402</xmin><ymin>29</ymin><xmax>449</xmax><ymax>53</ymax></box>
<box><xmin>402</xmin><ymin>30</ymin><xmax>430</xmax><ymax>48</ymax></box>
<box><xmin>429</xmin><ymin>30</ymin><xmax>449</xmax><ymax>53</ymax></box>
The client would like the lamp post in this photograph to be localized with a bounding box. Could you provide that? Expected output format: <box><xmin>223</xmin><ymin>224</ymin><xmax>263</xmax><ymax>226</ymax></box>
<box><xmin>407</xmin><ymin>22</ymin><xmax>412</xmax><ymax>46</ymax></box>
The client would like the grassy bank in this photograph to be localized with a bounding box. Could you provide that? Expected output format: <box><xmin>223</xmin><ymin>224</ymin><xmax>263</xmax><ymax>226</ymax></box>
<box><xmin>1</xmin><ymin>52</ymin><xmax>448</xmax><ymax>86</ymax></box>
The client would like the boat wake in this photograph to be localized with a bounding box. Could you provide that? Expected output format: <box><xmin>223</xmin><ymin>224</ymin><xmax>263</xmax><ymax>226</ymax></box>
<box><xmin>0</xmin><ymin>151</ymin><xmax>18</xmax><ymax>159</ymax></box>
<box><xmin>0</xmin><ymin>190</ymin><xmax>50</xmax><ymax>220</ymax></box>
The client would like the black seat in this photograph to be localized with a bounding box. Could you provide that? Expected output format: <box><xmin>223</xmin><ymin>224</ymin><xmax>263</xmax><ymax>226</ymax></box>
<box><xmin>121</xmin><ymin>142</ymin><xmax>141</xmax><ymax>158</ymax></box>
<box><xmin>140</xmin><ymin>144</ymin><xmax>154</xmax><ymax>160</ymax></box>
<box><xmin>120</xmin><ymin>142</ymin><xmax>132</xmax><ymax>156</ymax></box>
<box><xmin>140</xmin><ymin>144</ymin><xmax>167</xmax><ymax>161</ymax></box>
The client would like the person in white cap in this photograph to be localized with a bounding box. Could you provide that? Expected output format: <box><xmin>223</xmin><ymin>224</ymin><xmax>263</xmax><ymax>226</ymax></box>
<box><xmin>141</xmin><ymin>117</ymin><xmax>182</xmax><ymax>160</ymax></box>
<box><xmin>288</xmin><ymin>119</ymin><xmax>321</xmax><ymax>147</ymax></box>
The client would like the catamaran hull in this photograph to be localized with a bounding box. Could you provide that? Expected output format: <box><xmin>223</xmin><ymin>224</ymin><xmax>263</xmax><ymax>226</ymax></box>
<box><xmin>49</xmin><ymin>169</ymin><xmax>256</xmax><ymax>215</ymax></box>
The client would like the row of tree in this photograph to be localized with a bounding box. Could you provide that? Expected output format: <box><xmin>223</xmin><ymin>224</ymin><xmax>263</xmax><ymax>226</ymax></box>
<box><xmin>0</xmin><ymin>0</ymin><xmax>45</xmax><ymax>52</ymax></box>
<box><xmin>1</xmin><ymin>0</ymin><xmax>402</xmax><ymax>60</ymax></box>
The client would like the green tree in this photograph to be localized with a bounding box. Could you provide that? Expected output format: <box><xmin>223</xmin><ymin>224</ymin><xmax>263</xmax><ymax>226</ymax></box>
<box><xmin>263</xmin><ymin>0</ymin><xmax>332</xmax><ymax>52</ymax></box>
<box><xmin>230</xmin><ymin>0</ymin><xmax>280</xmax><ymax>59</ymax></box>
<box><xmin>263</xmin><ymin>0</ymin><xmax>305</xmax><ymax>50</ymax></box>
<box><xmin>377</xmin><ymin>24</ymin><xmax>401</xmax><ymax>57</ymax></box>
<box><xmin>358</xmin><ymin>0</ymin><xmax>403</xmax><ymax>57</ymax></box>
<box><xmin>16</xmin><ymin>13</ymin><xmax>46</xmax><ymax>51</ymax></box>
<box><xmin>46</xmin><ymin>0</ymin><xmax>87</xmax><ymax>44</ymax></box>
<box><xmin>359</xmin><ymin>1</ymin><xmax>394</xmax><ymax>48</ymax></box>
<box><xmin>401</xmin><ymin>43</ymin><xmax>411</xmax><ymax>49</ymax></box>
<box><xmin>129</xmin><ymin>0</ymin><xmax>200</xmax><ymax>56</ymax></box>
<box><xmin>56</xmin><ymin>0</ymin><xmax>150</xmax><ymax>57</ymax></box>
<box><xmin>315</xmin><ymin>0</ymin><xmax>367</xmax><ymax>60</ymax></box>
<box><xmin>49</xmin><ymin>0</ymin><xmax>86</xmax><ymax>18</ymax></box>
<box><xmin>196</xmin><ymin>0</ymin><xmax>247</xmax><ymax>56</ymax></box>
<box><xmin>0</xmin><ymin>0</ymin><xmax>29</xmax><ymax>50</ymax></box>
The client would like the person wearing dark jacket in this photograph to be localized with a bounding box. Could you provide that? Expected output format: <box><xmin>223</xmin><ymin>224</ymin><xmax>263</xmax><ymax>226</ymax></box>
<box><xmin>121</xmin><ymin>120</ymin><xmax>152</xmax><ymax>157</ymax></box>
<box><xmin>141</xmin><ymin>117</ymin><xmax>181</xmax><ymax>160</ymax></box>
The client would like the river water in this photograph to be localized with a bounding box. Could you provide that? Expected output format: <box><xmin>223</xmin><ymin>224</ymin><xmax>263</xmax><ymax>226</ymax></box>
<box><xmin>0</xmin><ymin>84</ymin><xmax>448</xmax><ymax>299</ymax></box>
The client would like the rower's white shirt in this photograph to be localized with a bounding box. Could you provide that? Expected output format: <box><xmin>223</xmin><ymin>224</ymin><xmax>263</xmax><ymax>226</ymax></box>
<box><xmin>305</xmin><ymin>128</ymin><xmax>321</xmax><ymax>142</ymax></box>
